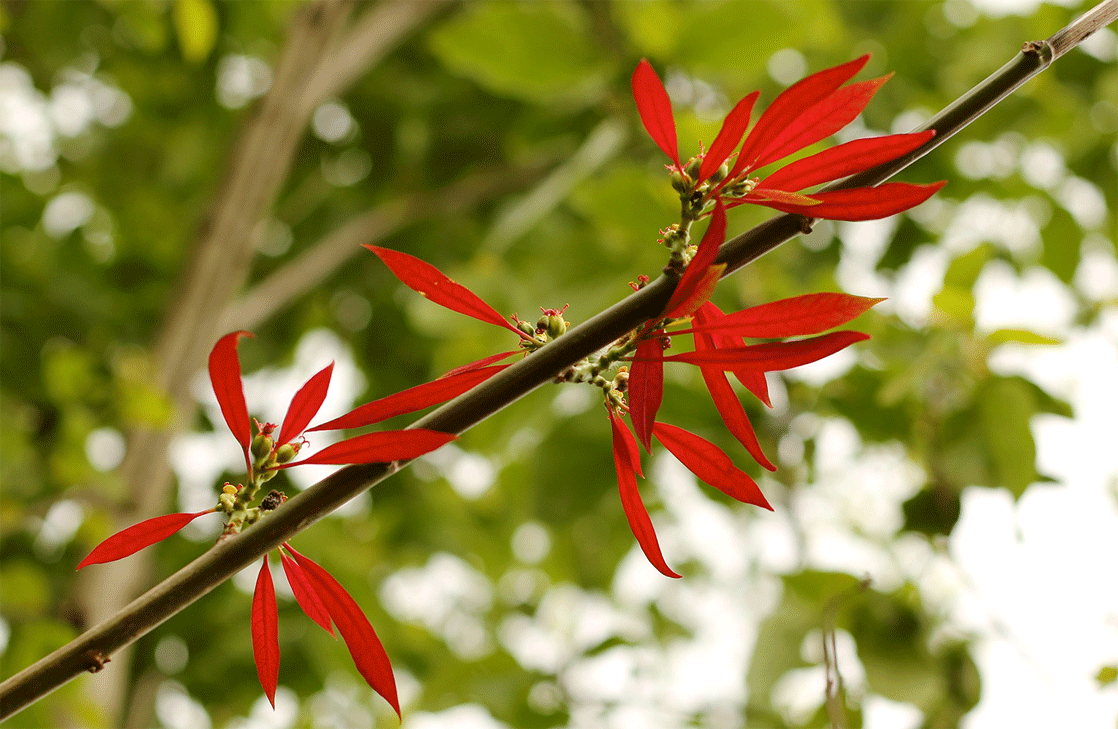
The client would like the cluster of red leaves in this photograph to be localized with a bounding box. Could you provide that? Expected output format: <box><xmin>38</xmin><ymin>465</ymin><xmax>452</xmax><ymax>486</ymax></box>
<box><xmin>615</xmin><ymin>205</ymin><xmax>884</xmax><ymax>577</ymax></box>
<box><xmin>632</xmin><ymin>54</ymin><xmax>945</xmax><ymax>220</ymax></box>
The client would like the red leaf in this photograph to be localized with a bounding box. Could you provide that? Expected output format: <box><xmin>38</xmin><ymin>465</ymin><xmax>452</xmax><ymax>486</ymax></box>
<box><xmin>366</xmin><ymin>246</ymin><xmax>528</xmax><ymax>339</ymax></box>
<box><xmin>276</xmin><ymin>429</ymin><xmax>456</xmax><ymax>468</ymax></box>
<box><xmin>748</xmin><ymin>189</ymin><xmax>821</xmax><ymax>206</ymax></box>
<box><xmin>753</xmin><ymin>75</ymin><xmax>891</xmax><ymax>170</ymax></box>
<box><xmin>697</xmin><ymin>303</ymin><xmax>771</xmax><ymax>406</ymax></box>
<box><xmin>280</xmin><ymin>549</ymin><xmax>334</xmax><ymax>637</ymax></box>
<box><xmin>666</xmin><ymin>264</ymin><xmax>724</xmax><ymax>320</ymax></box>
<box><xmin>278</xmin><ymin>362</ymin><xmax>334</xmax><ymax>446</ymax></box>
<box><xmin>664</xmin><ymin>202</ymin><xmax>727</xmax><ymax>318</ymax></box>
<box><xmin>287</xmin><ymin>546</ymin><xmax>400</xmax><ymax>718</ymax></box>
<box><xmin>691</xmin><ymin>312</ymin><xmax>775</xmax><ymax>471</ymax></box>
<box><xmin>653</xmin><ymin>423</ymin><xmax>772</xmax><ymax>509</ymax></box>
<box><xmin>760</xmin><ymin>131</ymin><xmax>934</xmax><ymax>192</ymax></box>
<box><xmin>655</xmin><ymin>330</ymin><xmax>870</xmax><ymax>370</ymax></box>
<box><xmin>309</xmin><ymin>366</ymin><xmax>508</xmax><ymax>432</ymax></box>
<box><xmin>731</xmin><ymin>55</ymin><xmax>869</xmax><ymax>179</ymax></box>
<box><xmin>440</xmin><ymin>350</ymin><xmax>521</xmax><ymax>377</ymax></box>
<box><xmin>209</xmin><ymin>331</ymin><xmax>254</xmax><ymax>476</ymax></box>
<box><xmin>632</xmin><ymin>59</ymin><xmax>680</xmax><ymax>167</ymax></box>
<box><xmin>682</xmin><ymin>293</ymin><xmax>885</xmax><ymax>339</ymax></box>
<box><xmin>628</xmin><ymin>337</ymin><xmax>664</xmax><ymax>453</ymax></box>
<box><xmin>609</xmin><ymin>405</ymin><xmax>643</xmax><ymax>479</ymax></box>
<box><xmin>251</xmin><ymin>558</ymin><xmax>280</xmax><ymax>708</ymax></box>
<box><xmin>698</xmin><ymin>91</ymin><xmax>759</xmax><ymax>183</ymax></box>
<box><xmin>609</xmin><ymin>412</ymin><xmax>679</xmax><ymax>578</ymax></box>
<box><xmin>76</xmin><ymin>509</ymin><xmax>215</xmax><ymax>569</ymax></box>
<box><xmin>743</xmin><ymin>181</ymin><xmax>947</xmax><ymax>221</ymax></box>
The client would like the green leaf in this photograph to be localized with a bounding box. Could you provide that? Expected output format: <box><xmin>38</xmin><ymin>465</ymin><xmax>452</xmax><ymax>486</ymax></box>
<box><xmin>943</xmin><ymin>243</ymin><xmax>994</xmax><ymax>289</ymax></box>
<box><xmin>173</xmin><ymin>0</ymin><xmax>219</xmax><ymax>64</ymax></box>
<box><xmin>932</xmin><ymin>286</ymin><xmax>975</xmax><ymax>320</ymax></box>
<box><xmin>985</xmin><ymin>329</ymin><xmax>1062</xmax><ymax>345</ymax></box>
<box><xmin>427</xmin><ymin>2</ymin><xmax>609</xmax><ymax>104</ymax></box>
<box><xmin>978</xmin><ymin>377</ymin><xmax>1040</xmax><ymax>498</ymax></box>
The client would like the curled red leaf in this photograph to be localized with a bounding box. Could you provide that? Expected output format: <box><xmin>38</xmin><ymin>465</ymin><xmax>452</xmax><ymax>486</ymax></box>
<box><xmin>609</xmin><ymin>411</ymin><xmax>679</xmax><ymax>578</ymax></box>
<box><xmin>309</xmin><ymin>366</ymin><xmax>508</xmax><ymax>432</ymax></box>
<box><xmin>209</xmin><ymin>331</ymin><xmax>254</xmax><ymax>476</ymax></box>
<box><xmin>632</xmin><ymin>59</ymin><xmax>680</xmax><ymax>167</ymax></box>
<box><xmin>275</xmin><ymin>429</ymin><xmax>456</xmax><ymax>468</ymax></box>
<box><xmin>681</xmin><ymin>293</ymin><xmax>885</xmax><ymax>339</ymax></box>
<box><xmin>76</xmin><ymin>509</ymin><xmax>216</xmax><ymax>569</ymax></box>
<box><xmin>653</xmin><ymin>422</ymin><xmax>772</xmax><ymax>509</ymax></box>
<box><xmin>251</xmin><ymin>558</ymin><xmax>279</xmax><ymax>708</ymax></box>
<box><xmin>664</xmin><ymin>202</ymin><xmax>727</xmax><ymax>318</ymax></box>
<box><xmin>280</xmin><ymin>549</ymin><xmax>334</xmax><ymax>637</ymax></box>
<box><xmin>628</xmin><ymin>337</ymin><xmax>664</xmax><ymax>453</ymax></box>
<box><xmin>366</xmin><ymin>246</ymin><xmax>528</xmax><ymax>339</ymax></box>
<box><xmin>287</xmin><ymin>546</ymin><xmax>400</xmax><ymax>718</ymax></box>
<box><xmin>278</xmin><ymin>362</ymin><xmax>334</xmax><ymax>446</ymax></box>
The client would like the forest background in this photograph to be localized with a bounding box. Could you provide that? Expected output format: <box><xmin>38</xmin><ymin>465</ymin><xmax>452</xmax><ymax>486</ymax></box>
<box><xmin>0</xmin><ymin>0</ymin><xmax>1115</xmax><ymax>728</ymax></box>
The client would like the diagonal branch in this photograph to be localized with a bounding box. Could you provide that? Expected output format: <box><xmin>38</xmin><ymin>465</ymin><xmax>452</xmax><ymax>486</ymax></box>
<box><xmin>3</xmin><ymin>4</ymin><xmax>1113</xmax><ymax>720</ymax></box>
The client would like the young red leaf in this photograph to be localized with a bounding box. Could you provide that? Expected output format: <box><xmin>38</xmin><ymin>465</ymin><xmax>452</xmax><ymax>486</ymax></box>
<box><xmin>280</xmin><ymin>549</ymin><xmax>335</xmax><ymax>637</ymax></box>
<box><xmin>698</xmin><ymin>91</ymin><xmax>759</xmax><ymax>184</ymax></box>
<box><xmin>653</xmin><ymin>422</ymin><xmax>772</xmax><ymax>509</ymax></box>
<box><xmin>76</xmin><ymin>509</ymin><xmax>216</xmax><ymax>569</ymax></box>
<box><xmin>278</xmin><ymin>362</ymin><xmax>334</xmax><ymax>446</ymax></box>
<box><xmin>681</xmin><ymin>293</ymin><xmax>885</xmax><ymax>339</ymax></box>
<box><xmin>366</xmin><ymin>246</ymin><xmax>529</xmax><ymax>339</ymax></box>
<box><xmin>731</xmin><ymin>55</ymin><xmax>869</xmax><ymax>178</ymax></box>
<box><xmin>309</xmin><ymin>365</ymin><xmax>508</xmax><ymax>432</ymax></box>
<box><xmin>628</xmin><ymin>337</ymin><xmax>665</xmax><ymax>453</ymax></box>
<box><xmin>665</xmin><ymin>263</ymin><xmax>724</xmax><ymax>320</ymax></box>
<box><xmin>740</xmin><ymin>181</ymin><xmax>946</xmax><ymax>221</ymax></box>
<box><xmin>275</xmin><ymin>429</ymin><xmax>456</xmax><ymax>468</ymax></box>
<box><xmin>632</xmin><ymin>59</ymin><xmax>680</xmax><ymax>167</ymax></box>
<box><xmin>752</xmin><ymin>75</ymin><xmax>891</xmax><ymax>170</ymax></box>
<box><xmin>760</xmin><ymin>131</ymin><xmax>934</xmax><ymax>192</ymax></box>
<box><xmin>664</xmin><ymin>202</ymin><xmax>727</xmax><ymax>318</ymax></box>
<box><xmin>609</xmin><ymin>412</ymin><xmax>679</xmax><ymax>578</ymax></box>
<box><xmin>657</xmin><ymin>330</ymin><xmax>870</xmax><ymax>370</ymax></box>
<box><xmin>697</xmin><ymin>303</ymin><xmax>771</xmax><ymax>406</ymax></box>
<box><xmin>287</xmin><ymin>546</ymin><xmax>400</xmax><ymax>718</ymax></box>
<box><xmin>609</xmin><ymin>406</ymin><xmax>644</xmax><ymax>479</ymax></box>
<box><xmin>251</xmin><ymin>558</ymin><xmax>280</xmax><ymax>708</ymax></box>
<box><xmin>748</xmin><ymin>189</ymin><xmax>821</xmax><ymax>206</ymax></box>
<box><xmin>691</xmin><ymin>319</ymin><xmax>775</xmax><ymax>471</ymax></box>
<box><xmin>209</xmin><ymin>331</ymin><xmax>254</xmax><ymax>476</ymax></box>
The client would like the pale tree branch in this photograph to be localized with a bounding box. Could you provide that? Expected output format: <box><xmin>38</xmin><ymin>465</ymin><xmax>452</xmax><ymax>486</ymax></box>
<box><xmin>4</xmin><ymin>3</ymin><xmax>1113</xmax><ymax>721</ymax></box>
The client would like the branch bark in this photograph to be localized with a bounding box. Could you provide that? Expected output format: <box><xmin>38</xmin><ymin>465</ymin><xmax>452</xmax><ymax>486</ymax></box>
<box><xmin>3</xmin><ymin>3</ymin><xmax>1112</xmax><ymax>720</ymax></box>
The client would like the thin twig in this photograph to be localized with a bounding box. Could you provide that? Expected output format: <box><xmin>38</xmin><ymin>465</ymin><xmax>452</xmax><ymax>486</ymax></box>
<box><xmin>3</xmin><ymin>7</ymin><xmax>1113</xmax><ymax>719</ymax></box>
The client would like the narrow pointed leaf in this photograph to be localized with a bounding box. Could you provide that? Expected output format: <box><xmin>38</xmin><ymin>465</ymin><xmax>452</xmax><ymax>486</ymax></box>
<box><xmin>628</xmin><ymin>337</ymin><xmax>664</xmax><ymax>453</ymax></box>
<box><xmin>653</xmin><ymin>422</ymin><xmax>772</xmax><ymax>509</ymax></box>
<box><xmin>209</xmin><ymin>331</ymin><xmax>254</xmax><ymax>475</ymax></box>
<box><xmin>665</xmin><ymin>263</ymin><xmax>724</xmax><ymax>320</ymax></box>
<box><xmin>753</xmin><ymin>75</ymin><xmax>891</xmax><ymax>169</ymax></box>
<box><xmin>731</xmin><ymin>55</ymin><xmax>869</xmax><ymax>178</ymax></box>
<box><xmin>749</xmin><ymin>189</ymin><xmax>821</xmax><ymax>206</ymax></box>
<box><xmin>77</xmin><ymin>509</ymin><xmax>215</xmax><ymax>569</ymax></box>
<box><xmin>276</xmin><ymin>429</ymin><xmax>456</xmax><ymax>468</ymax></box>
<box><xmin>745</xmin><ymin>181</ymin><xmax>946</xmax><ymax>221</ymax></box>
<box><xmin>651</xmin><ymin>330</ymin><xmax>870</xmax><ymax>370</ymax></box>
<box><xmin>287</xmin><ymin>546</ymin><xmax>400</xmax><ymax>717</ymax></box>
<box><xmin>309</xmin><ymin>365</ymin><xmax>509</xmax><ymax>432</ymax></box>
<box><xmin>366</xmin><ymin>246</ymin><xmax>528</xmax><ymax>339</ymax></box>
<box><xmin>440</xmin><ymin>350</ymin><xmax>521</xmax><ymax>377</ymax></box>
<box><xmin>278</xmin><ymin>362</ymin><xmax>334</xmax><ymax>446</ymax></box>
<box><xmin>691</xmin><ymin>311</ymin><xmax>775</xmax><ymax>471</ymax></box>
<box><xmin>632</xmin><ymin>59</ymin><xmax>680</xmax><ymax>167</ymax></box>
<box><xmin>610</xmin><ymin>413</ymin><xmax>679</xmax><ymax>578</ymax></box>
<box><xmin>280</xmin><ymin>549</ymin><xmax>335</xmax><ymax>637</ymax></box>
<box><xmin>682</xmin><ymin>293</ymin><xmax>885</xmax><ymax>339</ymax></box>
<box><xmin>761</xmin><ymin>131</ymin><xmax>934</xmax><ymax>192</ymax></box>
<box><xmin>697</xmin><ymin>303</ymin><xmax>771</xmax><ymax>406</ymax></box>
<box><xmin>664</xmin><ymin>202</ymin><xmax>727</xmax><ymax>317</ymax></box>
<box><xmin>609</xmin><ymin>406</ymin><xmax>643</xmax><ymax>478</ymax></box>
<box><xmin>699</xmin><ymin>91</ymin><xmax>759</xmax><ymax>183</ymax></box>
<box><xmin>251</xmin><ymin>559</ymin><xmax>279</xmax><ymax>708</ymax></box>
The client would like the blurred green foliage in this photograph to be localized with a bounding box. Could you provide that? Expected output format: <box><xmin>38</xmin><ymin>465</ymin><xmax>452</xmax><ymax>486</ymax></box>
<box><xmin>1</xmin><ymin>1</ymin><xmax>1113</xmax><ymax>728</ymax></box>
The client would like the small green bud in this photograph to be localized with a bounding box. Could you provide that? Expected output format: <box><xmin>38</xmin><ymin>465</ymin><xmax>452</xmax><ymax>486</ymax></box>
<box><xmin>274</xmin><ymin>443</ymin><xmax>298</xmax><ymax>464</ymax></box>
<box><xmin>250</xmin><ymin>433</ymin><xmax>274</xmax><ymax>463</ymax></box>
<box><xmin>684</xmin><ymin>155</ymin><xmax>703</xmax><ymax>181</ymax></box>
<box><xmin>670</xmin><ymin>168</ymin><xmax>692</xmax><ymax>193</ymax></box>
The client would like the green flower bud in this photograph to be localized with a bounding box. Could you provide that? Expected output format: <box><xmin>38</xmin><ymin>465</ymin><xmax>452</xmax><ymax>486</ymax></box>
<box><xmin>274</xmin><ymin>442</ymin><xmax>299</xmax><ymax>464</ymax></box>
<box><xmin>670</xmin><ymin>168</ymin><xmax>692</xmax><ymax>194</ymax></box>
<box><xmin>250</xmin><ymin>432</ymin><xmax>274</xmax><ymax>463</ymax></box>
